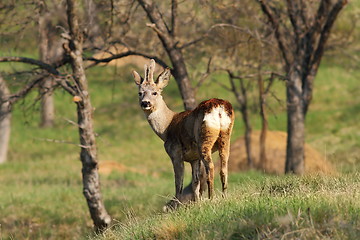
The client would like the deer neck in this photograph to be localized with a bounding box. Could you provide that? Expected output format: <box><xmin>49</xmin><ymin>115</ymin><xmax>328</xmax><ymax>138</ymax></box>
<box><xmin>144</xmin><ymin>100</ymin><xmax>175</xmax><ymax>141</ymax></box>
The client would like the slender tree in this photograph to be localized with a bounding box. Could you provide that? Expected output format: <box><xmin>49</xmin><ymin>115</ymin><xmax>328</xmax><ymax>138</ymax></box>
<box><xmin>228</xmin><ymin>71</ymin><xmax>254</xmax><ymax>168</ymax></box>
<box><xmin>38</xmin><ymin>0</ymin><xmax>55</xmax><ymax>128</ymax></box>
<box><xmin>0</xmin><ymin>0</ymin><xmax>112</xmax><ymax>230</ymax></box>
<box><xmin>65</xmin><ymin>0</ymin><xmax>111</xmax><ymax>230</ymax></box>
<box><xmin>257</xmin><ymin>69</ymin><xmax>267</xmax><ymax>170</ymax></box>
<box><xmin>257</xmin><ymin>0</ymin><xmax>347</xmax><ymax>174</ymax></box>
<box><xmin>0</xmin><ymin>76</ymin><xmax>11</xmax><ymax>164</ymax></box>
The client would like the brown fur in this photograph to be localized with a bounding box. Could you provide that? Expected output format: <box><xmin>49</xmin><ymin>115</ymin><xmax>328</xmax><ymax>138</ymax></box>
<box><xmin>133</xmin><ymin>59</ymin><xmax>235</xmax><ymax>208</ymax></box>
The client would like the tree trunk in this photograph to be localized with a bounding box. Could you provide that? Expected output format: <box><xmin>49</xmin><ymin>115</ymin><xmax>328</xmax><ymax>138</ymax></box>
<box><xmin>241</xmin><ymin>105</ymin><xmax>253</xmax><ymax>168</ymax></box>
<box><xmin>66</xmin><ymin>0</ymin><xmax>111</xmax><ymax>230</ymax></box>
<box><xmin>229</xmin><ymin>74</ymin><xmax>253</xmax><ymax>168</ymax></box>
<box><xmin>170</xmin><ymin>52</ymin><xmax>197</xmax><ymax>110</ymax></box>
<box><xmin>285</xmin><ymin>65</ymin><xmax>305</xmax><ymax>174</ymax></box>
<box><xmin>40</xmin><ymin>76</ymin><xmax>55</xmax><ymax>128</ymax></box>
<box><xmin>0</xmin><ymin>76</ymin><xmax>11</xmax><ymax>164</ymax></box>
<box><xmin>258</xmin><ymin>74</ymin><xmax>267</xmax><ymax>171</ymax></box>
<box><xmin>38</xmin><ymin>0</ymin><xmax>55</xmax><ymax>128</ymax></box>
<box><xmin>76</xmin><ymin>99</ymin><xmax>111</xmax><ymax>230</ymax></box>
<box><xmin>238</xmin><ymin>77</ymin><xmax>253</xmax><ymax>168</ymax></box>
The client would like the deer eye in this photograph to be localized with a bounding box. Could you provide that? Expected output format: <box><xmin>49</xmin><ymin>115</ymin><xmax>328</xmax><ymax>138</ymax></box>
<box><xmin>138</xmin><ymin>92</ymin><xmax>142</xmax><ymax>97</ymax></box>
<box><xmin>152</xmin><ymin>92</ymin><xmax>158</xmax><ymax>96</ymax></box>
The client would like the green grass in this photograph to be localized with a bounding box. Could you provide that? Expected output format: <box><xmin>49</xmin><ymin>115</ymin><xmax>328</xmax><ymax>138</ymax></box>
<box><xmin>96</xmin><ymin>173</ymin><xmax>360</xmax><ymax>240</ymax></box>
<box><xmin>0</xmin><ymin>62</ymin><xmax>359</xmax><ymax>239</ymax></box>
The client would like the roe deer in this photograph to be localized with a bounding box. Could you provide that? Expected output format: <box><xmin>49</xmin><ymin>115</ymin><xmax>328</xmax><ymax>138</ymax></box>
<box><xmin>132</xmin><ymin>59</ymin><xmax>234</xmax><ymax>207</ymax></box>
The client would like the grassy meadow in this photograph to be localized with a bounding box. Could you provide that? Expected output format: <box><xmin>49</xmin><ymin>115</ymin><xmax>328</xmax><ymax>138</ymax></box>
<box><xmin>0</xmin><ymin>61</ymin><xmax>359</xmax><ymax>239</ymax></box>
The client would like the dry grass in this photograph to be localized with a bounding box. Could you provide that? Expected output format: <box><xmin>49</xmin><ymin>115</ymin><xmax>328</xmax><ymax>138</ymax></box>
<box><xmin>228</xmin><ymin>131</ymin><xmax>336</xmax><ymax>175</ymax></box>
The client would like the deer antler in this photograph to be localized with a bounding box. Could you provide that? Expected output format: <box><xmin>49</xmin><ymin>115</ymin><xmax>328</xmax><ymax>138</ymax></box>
<box><xmin>143</xmin><ymin>59</ymin><xmax>156</xmax><ymax>84</ymax></box>
<box><xmin>149</xmin><ymin>59</ymin><xmax>156</xmax><ymax>83</ymax></box>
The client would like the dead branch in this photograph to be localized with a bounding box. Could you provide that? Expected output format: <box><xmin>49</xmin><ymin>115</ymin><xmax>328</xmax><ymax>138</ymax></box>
<box><xmin>0</xmin><ymin>56</ymin><xmax>60</xmax><ymax>75</ymax></box>
<box><xmin>170</xmin><ymin>0</ymin><xmax>177</xmax><ymax>36</ymax></box>
<box><xmin>146</xmin><ymin>23</ymin><xmax>168</xmax><ymax>39</ymax></box>
<box><xmin>256</xmin><ymin>0</ymin><xmax>292</xmax><ymax>68</ymax></box>
<box><xmin>195</xmin><ymin>57</ymin><xmax>212</xmax><ymax>90</ymax></box>
<box><xmin>1</xmin><ymin>75</ymin><xmax>45</xmax><ymax>105</ymax></box>
<box><xmin>33</xmin><ymin>137</ymin><xmax>91</xmax><ymax>148</ymax></box>
<box><xmin>85</xmin><ymin>50</ymin><xmax>169</xmax><ymax>69</ymax></box>
<box><xmin>0</xmin><ymin>55</ymin><xmax>76</xmax><ymax>97</ymax></box>
<box><xmin>179</xmin><ymin>23</ymin><xmax>267</xmax><ymax>50</ymax></box>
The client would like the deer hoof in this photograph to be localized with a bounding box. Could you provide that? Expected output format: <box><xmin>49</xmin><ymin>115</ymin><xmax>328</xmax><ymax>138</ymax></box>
<box><xmin>163</xmin><ymin>197</ymin><xmax>182</xmax><ymax>212</ymax></box>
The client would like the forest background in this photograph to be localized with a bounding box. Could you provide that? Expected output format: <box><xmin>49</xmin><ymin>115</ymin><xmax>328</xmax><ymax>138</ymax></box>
<box><xmin>0</xmin><ymin>0</ymin><xmax>359</xmax><ymax>239</ymax></box>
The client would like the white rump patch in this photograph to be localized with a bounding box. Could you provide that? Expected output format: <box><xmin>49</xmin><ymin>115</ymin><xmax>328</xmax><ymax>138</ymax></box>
<box><xmin>203</xmin><ymin>106</ymin><xmax>232</xmax><ymax>130</ymax></box>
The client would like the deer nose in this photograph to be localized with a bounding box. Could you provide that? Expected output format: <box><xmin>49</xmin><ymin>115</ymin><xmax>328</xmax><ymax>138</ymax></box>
<box><xmin>141</xmin><ymin>101</ymin><xmax>151</xmax><ymax>109</ymax></box>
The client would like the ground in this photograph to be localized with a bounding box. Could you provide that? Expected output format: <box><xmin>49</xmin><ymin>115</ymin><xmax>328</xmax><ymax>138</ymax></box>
<box><xmin>228</xmin><ymin>131</ymin><xmax>335</xmax><ymax>175</ymax></box>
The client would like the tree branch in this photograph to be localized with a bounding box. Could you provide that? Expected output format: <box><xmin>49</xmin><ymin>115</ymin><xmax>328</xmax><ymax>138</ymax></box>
<box><xmin>85</xmin><ymin>50</ymin><xmax>169</xmax><ymax>69</ymax></box>
<box><xmin>137</xmin><ymin>0</ymin><xmax>171</xmax><ymax>37</ymax></box>
<box><xmin>228</xmin><ymin>71</ymin><xmax>246</xmax><ymax>106</ymax></box>
<box><xmin>33</xmin><ymin>137</ymin><xmax>91</xmax><ymax>148</ymax></box>
<box><xmin>179</xmin><ymin>23</ymin><xmax>265</xmax><ymax>50</ymax></box>
<box><xmin>303</xmin><ymin>0</ymin><xmax>347</xmax><ymax>113</ymax></box>
<box><xmin>286</xmin><ymin>0</ymin><xmax>302</xmax><ymax>43</ymax></box>
<box><xmin>3</xmin><ymin>75</ymin><xmax>45</xmax><ymax>105</ymax></box>
<box><xmin>171</xmin><ymin>0</ymin><xmax>177</xmax><ymax>37</ymax></box>
<box><xmin>0</xmin><ymin>55</ymin><xmax>76</xmax><ymax>96</ymax></box>
<box><xmin>0</xmin><ymin>56</ymin><xmax>60</xmax><ymax>75</ymax></box>
<box><xmin>195</xmin><ymin>57</ymin><xmax>212</xmax><ymax>90</ymax></box>
<box><xmin>311</xmin><ymin>0</ymin><xmax>347</xmax><ymax>69</ymax></box>
<box><xmin>257</xmin><ymin>0</ymin><xmax>292</xmax><ymax>69</ymax></box>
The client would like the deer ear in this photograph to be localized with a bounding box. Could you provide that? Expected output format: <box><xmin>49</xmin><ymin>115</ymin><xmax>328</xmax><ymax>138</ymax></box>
<box><xmin>132</xmin><ymin>70</ymin><xmax>143</xmax><ymax>85</ymax></box>
<box><xmin>156</xmin><ymin>68</ymin><xmax>171</xmax><ymax>89</ymax></box>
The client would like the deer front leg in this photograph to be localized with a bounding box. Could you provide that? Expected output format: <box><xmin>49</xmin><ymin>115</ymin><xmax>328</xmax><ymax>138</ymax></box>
<box><xmin>171</xmin><ymin>156</ymin><xmax>184</xmax><ymax>200</ymax></box>
<box><xmin>165</xmin><ymin>142</ymin><xmax>185</xmax><ymax>200</ymax></box>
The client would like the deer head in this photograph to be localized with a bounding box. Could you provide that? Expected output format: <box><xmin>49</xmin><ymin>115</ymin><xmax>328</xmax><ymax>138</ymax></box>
<box><xmin>132</xmin><ymin>59</ymin><xmax>171</xmax><ymax>112</ymax></box>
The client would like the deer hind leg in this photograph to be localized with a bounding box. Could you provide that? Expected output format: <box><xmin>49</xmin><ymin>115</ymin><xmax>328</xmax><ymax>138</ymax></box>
<box><xmin>198</xmin><ymin>161</ymin><xmax>207</xmax><ymax>197</ymax></box>
<box><xmin>217</xmin><ymin>130</ymin><xmax>231</xmax><ymax>196</ymax></box>
<box><xmin>199</xmin><ymin>127</ymin><xmax>219</xmax><ymax>199</ymax></box>
<box><xmin>191</xmin><ymin>160</ymin><xmax>201</xmax><ymax>201</ymax></box>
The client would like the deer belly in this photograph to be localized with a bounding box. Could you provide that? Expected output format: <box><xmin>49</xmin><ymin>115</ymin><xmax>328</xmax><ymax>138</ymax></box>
<box><xmin>182</xmin><ymin>142</ymin><xmax>219</xmax><ymax>162</ymax></box>
<box><xmin>182</xmin><ymin>146</ymin><xmax>200</xmax><ymax>162</ymax></box>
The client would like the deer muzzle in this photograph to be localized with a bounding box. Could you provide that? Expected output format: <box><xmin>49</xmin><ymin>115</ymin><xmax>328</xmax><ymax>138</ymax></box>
<box><xmin>141</xmin><ymin>101</ymin><xmax>151</xmax><ymax>110</ymax></box>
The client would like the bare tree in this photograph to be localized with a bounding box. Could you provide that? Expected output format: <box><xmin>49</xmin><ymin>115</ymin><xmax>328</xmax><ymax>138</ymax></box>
<box><xmin>0</xmin><ymin>76</ymin><xmax>11</xmax><ymax>164</ymax></box>
<box><xmin>38</xmin><ymin>0</ymin><xmax>55</xmax><ymax>128</ymax></box>
<box><xmin>257</xmin><ymin>0</ymin><xmax>347</xmax><ymax>174</ymax></box>
<box><xmin>227</xmin><ymin>71</ymin><xmax>254</xmax><ymax>168</ymax></box>
<box><xmin>257</xmin><ymin>69</ymin><xmax>267</xmax><ymax>170</ymax></box>
<box><xmin>257</xmin><ymin>71</ymin><xmax>284</xmax><ymax>170</ymax></box>
<box><xmin>0</xmin><ymin>0</ymin><xmax>112</xmax><ymax>231</ymax></box>
<box><xmin>65</xmin><ymin>0</ymin><xmax>111</xmax><ymax>230</ymax></box>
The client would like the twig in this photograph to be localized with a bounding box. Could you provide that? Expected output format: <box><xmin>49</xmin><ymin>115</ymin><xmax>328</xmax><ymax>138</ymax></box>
<box><xmin>195</xmin><ymin>57</ymin><xmax>213</xmax><ymax>90</ymax></box>
<box><xmin>3</xmin><ymin>75</ymin><xmax>45</xmax><ymax>105</ymax></box>
<box><xmin>33</xmin><ymin>137</ymin><xmax>91</xmax><ymax>148</ymax></box>
<box><xmin>146</xmin><ymin>23</ymin><xmax>167</xmax><ymax>39</ymax></box>
<box><xmin>179</xmin><ymin>23</ymin><xmax>269</xmax><ymax>50</ymax></box>
<box><xmin>63</xmin><ymin>117</ymin><xmax>79</xmax><ymax>127</ymax></box>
